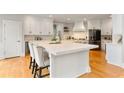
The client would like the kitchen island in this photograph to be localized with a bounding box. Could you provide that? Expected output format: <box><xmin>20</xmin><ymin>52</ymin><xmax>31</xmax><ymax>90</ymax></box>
<box><xmin>31</xmin><ymin>40</ymin><xmax>98</xmax><ymax>78</ymax></box>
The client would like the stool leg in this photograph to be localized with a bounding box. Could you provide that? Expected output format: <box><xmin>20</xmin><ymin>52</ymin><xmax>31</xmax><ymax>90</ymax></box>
<box><xmin>29</xmin><ymin>57</ymin><xmax>32</xmax><ymax>69</ymax></box>
<box><xmin>34</xmin><ymin>64</ymin><xmax>38</xmax><ymax>78</ymax></box>
<box><xmin>39</xmin><ymin>67</ymin><xmax>42</xmax><ymax>78</ymax></box>
<box><xmin>32</xmin><ymin>59</ymin><xmax>35</xmax><ymax>74</ymax></box>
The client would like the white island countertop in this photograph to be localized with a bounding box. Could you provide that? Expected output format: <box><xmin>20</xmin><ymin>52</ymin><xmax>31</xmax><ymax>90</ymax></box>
<box><xmin>30</xmin><ymin>40</ymin><xmax>98</xmax><ymax>78</ymax></box>
<box><xmin>31</xmin><ymin>40</ymin><xmax>98</xmax><ymax>56</ymax></box>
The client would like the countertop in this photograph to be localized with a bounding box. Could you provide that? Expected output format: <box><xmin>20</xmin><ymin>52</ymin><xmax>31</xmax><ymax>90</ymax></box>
<box><xmin>30</xmin><ymin>40</ymin><xmax>98</xmax><ymax>56</ymax></box>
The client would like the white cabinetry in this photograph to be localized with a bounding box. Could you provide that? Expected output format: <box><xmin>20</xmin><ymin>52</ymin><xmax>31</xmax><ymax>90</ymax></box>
<box><xmin>24</xmin><ymin>16</ymin><xmax>53</xmax><ymax>35</ymax></box>
<box><xmin>101</xmin><ymin>19</ymin><xmax>112</xmax><ymax>35</ymax></box>
<box><xmin>101</xmin><ymin>40</ymin><xmax>112</xmax><ymax>51</ymax></box>
<box><xmin>24</xmin><ymin>16</ymin><xmax>37</xmax><ymax>35</ymax></box>
<box><xmin>88</xmin><ymin>20</ymin><xmax>101</xmax><ymax>29</ymax></box>
<box><xmin>106</xmin><ymin>43</ymin><xmax>123</xmax><ymax>67</ymax></box>
<box><xmin>40</xmin><ymin>19</ymin><xmax>53</xmax><ymax>35</ymax></box>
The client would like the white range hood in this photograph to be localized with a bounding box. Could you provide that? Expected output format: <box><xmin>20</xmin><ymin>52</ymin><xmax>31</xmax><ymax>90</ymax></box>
<box><xmin>73</xmin><ymin>21</ymin><xmax>86</xmax><ymax>32</ymax></box>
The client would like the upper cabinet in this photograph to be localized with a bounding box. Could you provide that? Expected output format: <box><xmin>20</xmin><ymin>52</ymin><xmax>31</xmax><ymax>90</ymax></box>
<box><xmin>88</xmin><ymin>19</ymin><xmax>112</xmax><ymax>35</ymax></box>
<box><xmin>88</xmin><ymin>20</ymin><xmax>102</xmax><ymax>29</ymax></box>
<box><xmin>24</xmin><ymin>16</ymin><xmax>53</xmax><ymax>35</ymax></box>
<box><xmin>101</xmin><ymin>19</ymin><xmax>112</xmax><ymax>35</ymax></box>
<box><xmin>40</xmin><ymin>19</ymin><xmax>53</xmax><ymax>35</ymax></box>
<box><xmin>24</xmin><ymin>16</ymin><xmax>37</xmax><ymax>35</ymax></box>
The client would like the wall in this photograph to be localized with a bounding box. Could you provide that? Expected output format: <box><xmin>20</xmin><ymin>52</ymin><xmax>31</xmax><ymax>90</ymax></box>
<box><xmin>112</xmin><ymin>15</ymin><xmax>124</xmax><ymax>43</ymax></box>
<box><xmin>106</xmin><ymin>14</ymin><xmax>124</xmax><ymax>66</ymax></box>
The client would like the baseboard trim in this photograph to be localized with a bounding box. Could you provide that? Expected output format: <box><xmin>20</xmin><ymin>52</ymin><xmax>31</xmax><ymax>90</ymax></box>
<box><xmin>0</xmin><ymin>57</ymin><xmax>4</xmax><ymax>60</ymax></box>
<box><xmin>107</xmin><ymin>60</ymin><xmax>124</xmax><ymax>68</ymax></box>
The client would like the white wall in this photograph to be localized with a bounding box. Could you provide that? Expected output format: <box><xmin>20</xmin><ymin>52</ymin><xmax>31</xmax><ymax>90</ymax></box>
<box><xmin>106</xmin><ymin>14</ymin><xmax>124</xmax><ymax>67</ymax></box>
<box><xmin>112</xmin><ymin>15</ymin><xmax>124</xmax><ymax>43</ymax></box>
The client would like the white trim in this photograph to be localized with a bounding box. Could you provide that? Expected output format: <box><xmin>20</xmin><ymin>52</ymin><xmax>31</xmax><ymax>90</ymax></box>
<box><xmin>0</xmin><ymin>57</ymin><xmax>4</xmax><ymax>60</ymax></box>
<box><xmin>107</xmin><ymin>60</ymin><xmax>124</xmax><ymax>68</ymax></box>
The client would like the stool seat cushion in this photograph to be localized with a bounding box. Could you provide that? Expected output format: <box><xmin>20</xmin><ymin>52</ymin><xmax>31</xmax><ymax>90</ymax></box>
<box><xmin>44</xmin><ymin>60</ymin><xmax>50</xmax><ymax>66</ymax></box>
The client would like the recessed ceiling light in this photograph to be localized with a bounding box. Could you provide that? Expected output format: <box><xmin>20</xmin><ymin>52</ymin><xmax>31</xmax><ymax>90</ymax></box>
<box><xmin>49</xmin><ymin>15</ymin><xmax>53</xmax><ymax>18</ymax></box>
<box><xmin>67</xmin><ymin>18</ymin><xmax>71</xmax><ymax>20</ymax></box>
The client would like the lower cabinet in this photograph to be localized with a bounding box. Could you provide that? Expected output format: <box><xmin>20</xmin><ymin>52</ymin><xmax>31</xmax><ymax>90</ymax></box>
<box><xmin>106</xmin><ymin>43</ymin><xmax>123</xmax><ymax>67</ymax></box>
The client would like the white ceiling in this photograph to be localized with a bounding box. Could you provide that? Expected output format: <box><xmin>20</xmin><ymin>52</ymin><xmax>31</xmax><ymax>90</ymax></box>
<box><xmin>33</xmin><ymin>14</ymin><xmax>111</xmax><ymax>23</ymax></box>
<box><xmin>1</xmin><ymin>14</ymin><xmax>111</xmax><ymax>24</ymax></box>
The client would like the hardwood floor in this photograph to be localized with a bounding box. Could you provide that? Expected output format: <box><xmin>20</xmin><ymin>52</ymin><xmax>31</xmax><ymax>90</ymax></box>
<box><xmin>80</xmin><ymin>50</ymin><xmax>124</xmax><ymax>78</ymax></box>
<box><xmin>0</xmin><ymin>50</ymin><xmax>124</xmax><ymax>78</ymax></box>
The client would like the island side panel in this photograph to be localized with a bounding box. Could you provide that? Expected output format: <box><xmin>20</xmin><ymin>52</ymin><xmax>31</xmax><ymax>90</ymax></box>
<box><xmin>50</xmin><ymin>50</ymin><xmax>91</xmax><ymax>78</ymax></box>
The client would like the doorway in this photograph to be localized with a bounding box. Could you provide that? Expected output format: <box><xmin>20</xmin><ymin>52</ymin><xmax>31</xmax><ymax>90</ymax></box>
<box><xmin>3</xmin><ymin>20</ymin><xmax>23</xmax><ymax>58</ymax></box>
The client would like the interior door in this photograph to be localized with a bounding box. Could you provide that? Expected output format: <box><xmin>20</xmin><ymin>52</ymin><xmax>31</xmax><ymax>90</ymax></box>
<box><xmin>3</xmin><ymin>20</ymin><xmax>22</xmax><ymax>58</ymax></box>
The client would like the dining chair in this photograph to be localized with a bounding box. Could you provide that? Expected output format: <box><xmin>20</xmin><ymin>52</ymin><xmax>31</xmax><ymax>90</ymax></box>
<box><xmin>28</xmin><ymin>42</ymin><xmax>36</xmax><ymax>74</ymax></box>
<box><xmin>33</xmin><ymin>45</ymin><xmax>50</xmax><ymax>78</ymax></box>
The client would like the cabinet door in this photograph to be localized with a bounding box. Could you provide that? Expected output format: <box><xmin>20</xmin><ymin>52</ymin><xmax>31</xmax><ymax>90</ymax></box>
<box><xmin>40</xmin><ymin>21</ymin><xmax>46</xmax><ymax>35</ymax></box>
<box><xmin>24</xmin><ymin>19</ymin><xmax>32</xmax><ymax>35</ymax></box>
<box><xmin>35</xmin><ymin>21</ymin><xmax>41</xmax><ymax>35</ymax></box>
<box><xmin>46</xmin><ymin>20</ymin><xmax>53</xmax><ymax>35</ymax></box>
<box><xmin>24</xmin><ymin>18</ymin><xmax>53</xmax><ymax>35</ymax></box>
<box><xmin>24</xmin><ymin>17</ymin><xmax>36</xmax><ymax>35</ymax></box>
<box><xmin>40</xmin><ymin>19</ymin><xmax>53</xmax><ymax>35</ymax></box>
<box><xmin>88</xmin><ymin>20</ymin><xmax>101</xmax><ymax>29</ymax></box>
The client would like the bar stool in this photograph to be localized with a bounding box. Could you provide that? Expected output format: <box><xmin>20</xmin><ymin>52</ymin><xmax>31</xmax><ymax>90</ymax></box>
<box><xmin>33</xmin><ymin>45</ymin><xmax>50</xmax><ymax>78</ymax></box>
<box><xmin>28</xmin><ymin>42</ymin><xmax>36</xmax><ymax>74</ymax></box>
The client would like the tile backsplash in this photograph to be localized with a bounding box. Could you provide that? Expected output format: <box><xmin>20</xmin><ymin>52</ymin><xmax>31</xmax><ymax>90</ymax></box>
<box><xmin>24</xmin><ymin>35</ymin><xmax>52</xmax><ymax>41</ymax></box>
<box><xmin>101</xmin><ymin>35</ymin><xmax>112</xmax><ymax>40</ymax></box>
